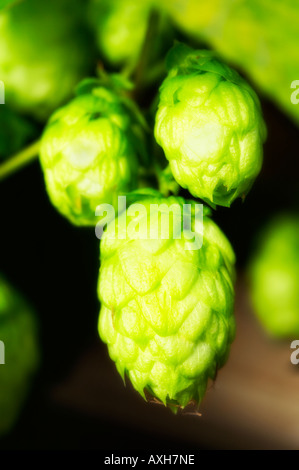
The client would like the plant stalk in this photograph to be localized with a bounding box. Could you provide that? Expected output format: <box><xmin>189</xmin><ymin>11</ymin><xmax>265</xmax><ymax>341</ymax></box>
<box><xmin>0</xmin><ymin>139</ymin><xmax>40</xmax><ymax>182</ymax></box>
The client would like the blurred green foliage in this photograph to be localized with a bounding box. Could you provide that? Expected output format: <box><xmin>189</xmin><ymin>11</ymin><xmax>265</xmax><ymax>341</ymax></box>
<box><xmin>249</xmin><ymin>216</ymin><xmax>299</xmax><ymax>338</ymax></box>
<box><xmin>0</xmin><ymin>107</ymin><xmax>36</xmax><ymax>160</ymax></box>
<box><xmin>0</xmin><ymin>0</ymin><xmax>19</xmax><ymax>10</ymax></box>
<box><xmin>89</xmin><ymin>0</ymin><xmax>152</xmax><ymax>66</ymax></box>
<box><xmin>0</xmin><ymin>276</ymin><xmax>40</xmax><ymax>436</ymax></box>
<box><xmin>0</xmin><ymin>0</ymin><xmax>95</xmax><ymax>120</ymax></box>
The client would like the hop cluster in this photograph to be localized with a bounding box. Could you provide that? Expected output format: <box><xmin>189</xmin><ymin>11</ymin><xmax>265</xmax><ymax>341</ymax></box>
<box><xmin>249</xmin><ymin>216</ymin><xmax>299</xmax><ymax>338</ymax></box>
<box><xmin>155</xmin><ymin>44</ymin><xmax>267</xmax><ymax>207</ymax></box>
<box><xmin>98</xmin><ymin>194</ymin><xmax>235</xmax><ymax>409</ymax></box>
<box><xmin>40</xmin><ymin>83</ymin><xmax>146</xmax><ymax>226</ymax></box>
<box><xmin>0</xmin><ymin>277</ymin><xmax>39</xmax><ymax>435</ymax></box>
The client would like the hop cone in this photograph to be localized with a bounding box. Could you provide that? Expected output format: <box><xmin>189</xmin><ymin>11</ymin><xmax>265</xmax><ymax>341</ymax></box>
<box><xmin>249</xmin><ymin>215</ymin><xmax>299</xmax><ymax>338</ymax></box>
<box><xmin>98</xmin><ymin>192</ymin><xmax>236</xmax><ymax>410</ymax></box>
<box><xmin>0</xmin><ymin>277</ymin><xmax>39</xmax><ymax>435</ymax></box>
<box><xmin>0</xmin><ymin>0</ymin><xmax>94</xmax><ymax>120</ymax></box>
<box><xmin>154</xmin><ymin>44</ymin><xmax>267</xmax><ymax>207</ymax></box>
<box><xmin>40</xmin><ymin>79</ymin><xmax>147</xmax><ymax>226</ymax></box>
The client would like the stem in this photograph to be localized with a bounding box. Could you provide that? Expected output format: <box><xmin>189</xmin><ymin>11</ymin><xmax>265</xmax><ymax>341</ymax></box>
<box><xmin>121</xmin><ymin>57</ymin><xmax>139</xmax><ymax>81</ymax></box>
<box><xmin>133</xmin><ymin>9</ymin><xmax>160</xmax><ymax>99</ymax></box>
<box><xmin>143</xmin><ymin>61</ymin><xmax>166</xmax><ymax>88</ymax></box>
<box><xmin>0</xmin><ymin>140</ymin><xmax>40</xmax><ymax>182</ymax></box>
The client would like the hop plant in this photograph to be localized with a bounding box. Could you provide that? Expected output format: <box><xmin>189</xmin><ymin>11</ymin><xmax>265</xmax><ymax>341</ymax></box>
<box><xmin>249</xmin><ymin>215</ymin><xmax>299</xmax><ymax>338</ymax></box>
<box><xmin>0</xmin><ymin>0</ymin><xmax>94</xmax><ymax>120</ymax></box>
<box><xmin>39</xmin><ymin>78</ymin><xmax>148</xmax><ymax>226</ymax></box>
<box><xmin>98</xmin><ymin>192</ymin><xmax>236</xmax><ymax>411</ymax></box>
<box><xmin>0</xmin><ymin>276</ymin><xmax>40</xmax><ymax>435</ymax></box>
<box><xmin>154</xmin><ymin>43</ymin><xmax>267</xmax><ymax>207</ymax></box>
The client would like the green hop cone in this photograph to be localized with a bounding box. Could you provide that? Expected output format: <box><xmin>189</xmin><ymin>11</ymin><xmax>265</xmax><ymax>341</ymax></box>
<box><xmin>154</xmin><ymin>43</ymin><xmax>267</xmax><ymax>207</ymax></box>
<box><xmin>0</xmin><ymin>276</ymin><xmax>40</xmax><ymax>435</ymax></box>
<box><xmin>249</xmin><ymin>215</ymin><xmax>299</xmax><ymax>338</ymax></box>
<box><xmin>98</xmin><ymin>192</ymin><xmax>236</xmax><ymax>410</ymax></box>
<box><xmin>39</xmin><ymin>78</ymin><xmax>148</xmax><ymax>226</ymax></box>
<box><xmin>0</xmin><ymin>0</ymin><xmax>94</xmax><ymax>120</ymax></box>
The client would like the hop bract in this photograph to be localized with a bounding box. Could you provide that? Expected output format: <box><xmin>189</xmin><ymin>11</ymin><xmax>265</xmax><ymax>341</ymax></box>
<box><xmin>0</xmin><ymin>277</ymin><xmax>40</xmax><ymax>435</ymax></box>
<box><xmin>154</xmin><ymin>44</ymin><xmax>267</xmax><ymax>207</ymax></box>
<box><xmin>0</xmin><ymin>0</ymin><xmax>94</xmax><ymax>120</ymax></box>
<box><xmin>39</xmin><ymin>79</ymin><xmax>147</xmax><ymax>226</ymax></box>
<box><xmin>249</xmin><ymin>215</ymin><xmax>299</xmax><ymax>338</ymax></box>
<box><xmin>98</xmin><ymin>192</ymin><xmax>236</xmax><ymax>410</ymax></box>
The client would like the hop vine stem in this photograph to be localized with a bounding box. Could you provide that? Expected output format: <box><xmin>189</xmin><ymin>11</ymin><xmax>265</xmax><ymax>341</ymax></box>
<box><xmin>128</xmin><ymin>9</ymin><xmax>179</xmax><ymax>197</ymax></box>
<box><xmin>132</xmin><ymin>9</ymin><xmax>161</xmax><ymax>101</ymax></box>
<box><xmin>0</xmin><ymin>139</ymin><xmax>40</xmax><ymax>182</ymax></box>
<box><xmin>120</xmin><ymin>9</ymin><xmax>160</xmax><ymax>90</ymax></box>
